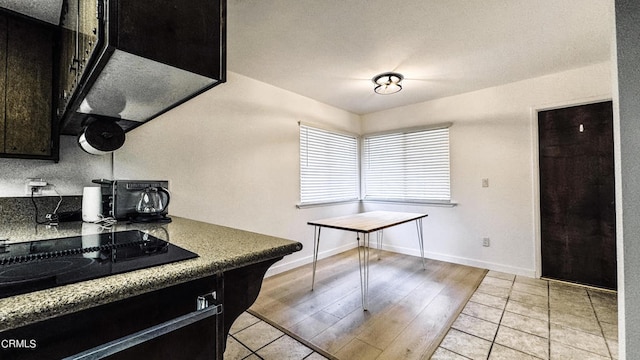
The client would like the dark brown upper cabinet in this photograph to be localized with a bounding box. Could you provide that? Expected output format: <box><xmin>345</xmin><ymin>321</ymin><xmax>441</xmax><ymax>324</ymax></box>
<box><xmin>0</xmin><ymin>14</ymin><xmax>5</xmax><ymax>154</ymax></box>
<box><xmin>58</xmin><ymin>0</ymin><xmax>227</xmax><ymax>135</ymax></box>
<box><xmin>0</xmin><ymin>12</ymin><xmax>58</xmax><ymax>161</ymax></box>
<box><xmin>58</xmin><ymin>0</ymin><xmax>100</xmax><ymax>118</ymax></box>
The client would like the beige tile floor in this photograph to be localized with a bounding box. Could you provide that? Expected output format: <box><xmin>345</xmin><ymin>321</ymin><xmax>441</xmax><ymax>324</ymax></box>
<box><xmin>225</xmin><ymin>311</ymin><xmax>332</xmax><ymax>360</ymax></box>
<box><xmin>225</xmin><ymin>270</ymin><xmax>617</xmax><ymax>360</ymax></box>
<box><xmin>432</xmin><ymin>271</ymin><xmax>618</xmax><ymax>360</ymax></box>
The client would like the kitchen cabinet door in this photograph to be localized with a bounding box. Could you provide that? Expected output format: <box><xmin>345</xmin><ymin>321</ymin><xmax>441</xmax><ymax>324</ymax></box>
<box><xmin>4</xmin><ymin>17</ymin><xmax>54</xmax><ymax>157</ymax></box>
<box><xmin>58</xmin><ymin>0</ymin><xmax>99</xmax><ymax>116</ymax></box>
<box><xmin>58</xmin><ymin>0</ymin><xmax>78</xmax><ymax>115</ymax></box>
<box><xmin>0</xmin><ymin>14</ymin><xmax>6</xmax><ymax>153</ymax></box>
<box><xmin>1</xmin><ymin>275</ymin><xmax>222</xmax><ymax>360</ymax></box>
<box><xmin>78</xmin><ymin>0</ymin><xmax>99</xmax><ymax>71</ymax></box>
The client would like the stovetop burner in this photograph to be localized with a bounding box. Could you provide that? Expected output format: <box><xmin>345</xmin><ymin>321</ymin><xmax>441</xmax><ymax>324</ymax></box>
<box><xmin>0</xmin><ymin>230</ymin><xmax>197</xmax><ymax>299</ymax></box>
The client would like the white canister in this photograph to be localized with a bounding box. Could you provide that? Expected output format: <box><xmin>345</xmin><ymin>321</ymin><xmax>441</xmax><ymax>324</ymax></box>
<box><xmin>82</xmin><ymin>187</ymin><xmax>102</xmax><ymax>222</ymax></box>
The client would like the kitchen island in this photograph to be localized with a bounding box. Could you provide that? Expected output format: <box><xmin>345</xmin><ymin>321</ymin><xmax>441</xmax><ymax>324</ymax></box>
<box><xmin>0</xmin><ymin>216</ymin><xmax>302</xmax><ymax>359</ymax></box>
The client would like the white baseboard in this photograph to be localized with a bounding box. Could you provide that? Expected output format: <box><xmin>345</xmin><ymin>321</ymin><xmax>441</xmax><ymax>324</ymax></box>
<box><xmin>379</xmin><ymin>243</ymin><xmax>536</xmax><ymax>278</ymax></box>
<box><xmin>265</xmin><ymin>242</ymin><xmax>536</xmax><ymax>279</ymax></box>
<box><xmin>265</xmin><ymin>242</ymin><xmax>358</xmax><ymax>277</ymax></box>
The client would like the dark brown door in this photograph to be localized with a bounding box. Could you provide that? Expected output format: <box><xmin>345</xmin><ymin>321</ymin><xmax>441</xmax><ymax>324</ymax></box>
<box><xmin>539</xmin><ymin>101</ymin><xmax>616</xmax><ymax>289</ymax></box>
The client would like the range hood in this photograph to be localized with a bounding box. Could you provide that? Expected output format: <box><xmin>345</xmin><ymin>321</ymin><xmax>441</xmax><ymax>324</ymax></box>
<box><xmin>58</xmin><ymin>0</ymin><xmax>226</xmax><ymax>136</ymax></box>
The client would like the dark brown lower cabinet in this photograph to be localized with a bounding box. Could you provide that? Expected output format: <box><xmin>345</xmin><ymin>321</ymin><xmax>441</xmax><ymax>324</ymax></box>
<box><xmin>0</xmin><ymin>257</ymin><xmax>280</xmax><ymax>360</ymax></box>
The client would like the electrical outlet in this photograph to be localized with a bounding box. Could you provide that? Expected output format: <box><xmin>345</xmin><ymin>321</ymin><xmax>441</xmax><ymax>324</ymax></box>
<box><xmin>482</xmin><ymin>178</ymin><xmax>489</xmax><ymax>188</ymax></box>
<box><xmin>25</xmin><ymin>178</ymin><xmax>48</xmax><ymax>196</ymax></box>
<box><xmin>482</xmin><ymin>237</ymin><xmax>490</xmax><ymax>247</ymax></box>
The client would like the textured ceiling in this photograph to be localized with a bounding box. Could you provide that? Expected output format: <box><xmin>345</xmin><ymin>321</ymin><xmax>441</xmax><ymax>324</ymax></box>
<box><xmin>0</xmin><ymin>1</ymin><xmax>613</xmax><ymax>115</ymax></box>
<box><xmin>227</xmin><ymin>0</ymin><xmax>613</xmax><ymax>115</ymax></box>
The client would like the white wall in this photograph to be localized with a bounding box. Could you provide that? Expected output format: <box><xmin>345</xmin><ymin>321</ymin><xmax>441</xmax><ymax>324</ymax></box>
<box><xmin>115</xmin><ymin>63</ymin><xmax>612</xmax><ymax>277</ymax></box>
<box><xmin>0</xmin><ymin>136</ymin><xmax>112</xmax><ymax>197</ymax></box>
<box><xmin>114</xmin><ymin>71</ymin><xmax>362</xmax><ymax>274</ymax></box>
<box><xmin>613</xmin><ymin>0</ymin><xmax>640</xmax><ymax>357</ymax></box>
<box><xmin>361</xmin><ymin>62</ymin><xmax>612</xmax><ymax>276</ymax></box>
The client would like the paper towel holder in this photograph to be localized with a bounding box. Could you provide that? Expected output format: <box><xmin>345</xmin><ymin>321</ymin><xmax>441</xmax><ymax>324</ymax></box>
<box><xmin>78</xmin><ymin>117</ymin><xmax>126</xmax><ymax>155</ymax></box>
<box><xmin>82</xmin><ymin>187</ymin><xmax>103</xmax><ymax>222</ymax></box>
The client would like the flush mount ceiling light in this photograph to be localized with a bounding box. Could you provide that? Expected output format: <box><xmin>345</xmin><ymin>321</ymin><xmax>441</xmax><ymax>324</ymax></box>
<box><xmin>372</xmin><ymin>72</ymin><xmax>404</xmax><ymax>95</ymax></box>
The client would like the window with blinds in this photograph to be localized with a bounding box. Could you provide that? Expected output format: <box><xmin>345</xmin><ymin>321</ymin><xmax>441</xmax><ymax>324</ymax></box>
<box><xmin>299</xmin><ymin>124</ymin><xmax>359</xmax><ymax>205</ymax></box>
<box><xmin>363</xmin><ymin>127</ymin><xmax>451</xmax><ymax>202</ymax></box>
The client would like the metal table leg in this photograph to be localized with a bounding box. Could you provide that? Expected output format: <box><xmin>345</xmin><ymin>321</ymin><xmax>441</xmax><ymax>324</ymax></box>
<box><xmin>357</xmin><ymin>232</ymin><xmax>370</xmax><ymax>310</ymax></box>
<box><xmin>376</xmin><ymin>230</ymin><xmax>383</xmax><ymax>260</ymax></box>
<box><xmin>311</xmin><ymin>226</ymin><xmax>321</xmax><ymax>290</ymax></box>
<box><xmin>416</xmin><ymin>218</ymin><xmax>425</xmax><ymax>269</ymax></box>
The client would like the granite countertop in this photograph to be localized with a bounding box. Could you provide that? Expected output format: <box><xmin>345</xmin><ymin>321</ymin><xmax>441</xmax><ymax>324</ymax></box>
<box><xmin>0</xmin><ymin>216</ymin><xmax>302</xmax><ymax>332</ymax></box>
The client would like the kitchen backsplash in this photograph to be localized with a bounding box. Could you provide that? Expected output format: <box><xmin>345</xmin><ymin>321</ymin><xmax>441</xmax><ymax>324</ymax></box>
<box><xmin>0</xmin><ymin>136</ymin><xmax>112</xmax><ymax>197</ymax></box>
<box><xmin>0</xmin><ymin>196</ymin><xmax>82</xmax><ymax>224</ymax></box>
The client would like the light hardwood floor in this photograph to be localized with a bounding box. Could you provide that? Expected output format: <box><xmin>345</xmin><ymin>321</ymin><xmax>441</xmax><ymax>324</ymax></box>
<box><xmin>250</xmin><ymin>248</ymin><xmax>486</xmax><ymax>360</ymax></box>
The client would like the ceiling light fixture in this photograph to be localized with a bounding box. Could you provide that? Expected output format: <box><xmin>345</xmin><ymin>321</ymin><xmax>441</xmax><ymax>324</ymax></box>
<box><xmin>372</xmin><ymin>72</ymin><xmax>404</xmax><ymax>95</ymax></box>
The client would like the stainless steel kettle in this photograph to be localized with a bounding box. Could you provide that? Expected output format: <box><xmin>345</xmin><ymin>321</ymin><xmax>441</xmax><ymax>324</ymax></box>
<box><xmin>136</xmin><ymin>187</ymin><xmax>171</xmax><ymax>215</ymax></box>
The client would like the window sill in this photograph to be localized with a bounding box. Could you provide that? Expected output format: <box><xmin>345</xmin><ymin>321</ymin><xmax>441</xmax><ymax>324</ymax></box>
<box><xmin>296</xmin><ymin>198</ymin><xmax>458</xmax><ymax>209</ymax></box>
<box><xmin>362</xmin><ymin>198</ymin><xmax>458</xmax><ymax>207</ymax></box>
<box><xmin>296</xmin><ymin>199</ymin><xmax>361</xmax><ymax>209</ymax></box>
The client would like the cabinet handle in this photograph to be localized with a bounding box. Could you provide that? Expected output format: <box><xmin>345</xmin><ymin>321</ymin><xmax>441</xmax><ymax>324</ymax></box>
<box><xmin>63</xmin><ymin>302</ymin><xmax>223</xmax><ymax>360</ymax></box>
<box><xmin>70</xmin><ymin>58</ymin><xmax>80</xmax><ymax>72</ymax></box>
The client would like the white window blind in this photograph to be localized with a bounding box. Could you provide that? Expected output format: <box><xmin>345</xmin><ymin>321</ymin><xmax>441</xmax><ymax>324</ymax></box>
<box><xmin>299</xmin><ymin>124</ymin><xmax>358</xmax><ymax>204</ymax></box>
<box><xmin>363</xmin><ymin>127</ymin><xmax>451</xmax><ymax>202</ymax></box>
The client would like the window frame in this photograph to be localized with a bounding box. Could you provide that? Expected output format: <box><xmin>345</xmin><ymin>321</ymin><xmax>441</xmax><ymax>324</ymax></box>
<box><xmin>361</xmin><ymin>123</ymin><xmax>453</xmax><ymax>205</ymax></box>
<box><xmin>298</xmin><ymin>122</ymin><xmax>360</xmax><ymax>208</ymax></box>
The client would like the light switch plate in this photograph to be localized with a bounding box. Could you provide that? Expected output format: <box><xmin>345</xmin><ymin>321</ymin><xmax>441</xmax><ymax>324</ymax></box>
<box><xmin>482</xmin><ymin>178</ymin><xmax>489</xmax><ymax>188</ymax></box>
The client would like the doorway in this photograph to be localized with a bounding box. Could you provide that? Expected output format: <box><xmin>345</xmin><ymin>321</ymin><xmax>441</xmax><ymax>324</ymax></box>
<box><xmin>538</xmin><ymin>101</ymin><xmax>616</xmax><ymax>289</ymax></box>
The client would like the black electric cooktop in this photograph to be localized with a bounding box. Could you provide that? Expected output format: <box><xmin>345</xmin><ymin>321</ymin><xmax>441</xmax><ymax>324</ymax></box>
<box><xmin>0</xmin><ymin>230</ymin><xmax>198</xmax><ymax>299</ymax></box>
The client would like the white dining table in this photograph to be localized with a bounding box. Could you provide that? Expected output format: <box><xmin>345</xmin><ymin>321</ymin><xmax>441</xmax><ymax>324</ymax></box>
<box><xmin>307</xmin><ymin>210</ymin><xmax>429</xmax><ymax>310</ymax></box>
